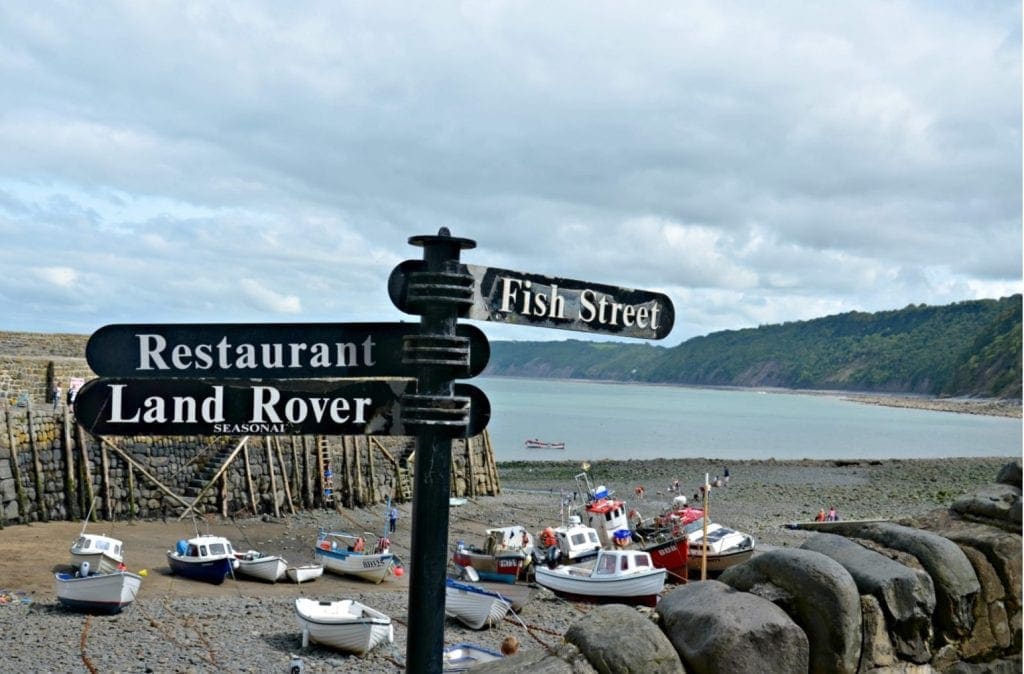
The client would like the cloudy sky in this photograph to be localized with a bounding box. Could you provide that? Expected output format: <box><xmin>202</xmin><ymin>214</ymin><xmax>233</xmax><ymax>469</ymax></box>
<box><xmin>0</xmin><ymin>2</ymin><xmax>1020</xmax><ymax>346</ymax></box>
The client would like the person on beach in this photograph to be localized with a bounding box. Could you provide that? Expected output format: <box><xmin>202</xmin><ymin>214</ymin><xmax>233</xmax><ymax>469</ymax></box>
<box><xmin>52</xmin><ymin>383</ymin><xmax>62</xmax><ymax>409</ymax></box>
<box><xmin>827</xmin><ymin>505</ymin><xmax>838</xmax><ymax>521</ymax></box>
<box><xmin>815</xmin><ymin>508</ymin><xmax>826</xmax><ymax>522</ymax></box>
<box><xmin>673</xmin><ymin>478</ymin><xmax>680</xmax><ymax>493</ymax></box>
<box><xmin>724</xmin><ymin>467</ymin><xmax>730</xmax><ymax>486</ymax></box>
<box><xmin>389</xmin><ymin>506</ymin><xmax>399</xmax><ymax>533</ymax></box>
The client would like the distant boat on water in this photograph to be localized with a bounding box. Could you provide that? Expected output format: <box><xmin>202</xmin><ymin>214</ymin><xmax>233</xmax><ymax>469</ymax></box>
<box><xmin>523</xmin><ymin>439</ymin><xmax>565</xmax><ymax>450</ymax></box>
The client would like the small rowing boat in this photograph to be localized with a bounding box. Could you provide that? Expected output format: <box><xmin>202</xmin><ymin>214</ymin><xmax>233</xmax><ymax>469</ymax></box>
<box><xmin>523</xmin><ymin>439</ymin><xmax>565</xmax><ymax>450</ymax></box>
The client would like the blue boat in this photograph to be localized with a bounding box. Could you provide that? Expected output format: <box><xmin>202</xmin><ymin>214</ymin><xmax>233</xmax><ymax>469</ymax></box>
<box><xmin>166</xmin><ymin>534</ymin><xmax>238</xmax><ymax>584</ymax></box>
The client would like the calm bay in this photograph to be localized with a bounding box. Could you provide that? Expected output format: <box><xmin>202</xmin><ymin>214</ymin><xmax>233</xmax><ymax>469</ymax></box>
<box><xmin>478</xmin><ymin>376</ymin><xmax>1022</xmax><ymax>462</ymax></box>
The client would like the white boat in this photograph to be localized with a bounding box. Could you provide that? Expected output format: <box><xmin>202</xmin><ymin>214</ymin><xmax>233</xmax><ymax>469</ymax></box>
<box><xmin>294</xmin><ymin>597</ymin><xmax>394</xmax><ymax>656</ymax></box>
<box><xmin>449</xmin><ymin>497</ymin><xmax>468</xmax><ymax>507</ymax></box>
<box><xmin>443</xmin><ymin>642</ymin><xmax>504</xmax><ymax>671</ymax></box>
<box><xmin>445</xmin><ymin>578</ymin><xmax>513</xmax><ymax>630</ymax></box>
<box><xmin>682</xmin><ymin>518</ymin><xmax>756</xmax><ymax>573</ymax></box>
<box><xmin>167</xmin><ymin>534</ymin><xmax>239</xmax><ymax>585</ymax></box>
<box><xmin>69</xmin><ymin>533</ymin><xmax>125</xmax><ymax>575</ymax></box>
<box><xmin>233</xmin><ymin>550</ymin><xmax>287</xmax><ymax>583</ymax></box>
<box><xmin>537</xmin><ymin>516</ymin><xmax>603</xmax><ymax>567</ymax></box>
<box><xmin>533</xmin><ymin>548</ymin><xmax>666</xmax><ymax>607</ymax></box>
<box><xmin>55</xmin><ymin>564</ymin><xmax>142</xmax><ymax>614</ymax></box>
<box><xmin>286</xmin><ymin>563</ymin><xmax>324</xmax><ymax>584</ymax></box>
<box><xmin>313</xmin><ymin>530</ymin><xmax>396</xmax><ymax>584</ymax></box>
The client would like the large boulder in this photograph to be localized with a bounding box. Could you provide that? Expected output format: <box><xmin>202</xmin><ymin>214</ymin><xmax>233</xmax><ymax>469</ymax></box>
<box><xmin>812</xmin><ymin>521</ymin><xmax>979</xmax><ymax>640</ymax></box>
<box><xmin>719</xmin><ymin>547</ymin><xmax>861</xmax><ymax>674</ymax></box>
<box><xmin>801</xmin><ymin>532</ymin><xmax>935</xmax><ymax>663</ymax></box>
<box><xmin>658</xmin><ymin>580</ymin><xmax>808</xmax><ymax>674</ymax></box>
<box><xmin>995</xmin><ymin>460</ymin><xmax>1022</xmax><ymax>489</ymax></box>
<box><xmin>564</xmin><ymin>604</ymin><xmax>684</xmax><ymax>674</ymax></box>
<box><xmin>951</xmin><ymin>483</ymin><xmax>1022</xmax><ymax>531</ymax></box>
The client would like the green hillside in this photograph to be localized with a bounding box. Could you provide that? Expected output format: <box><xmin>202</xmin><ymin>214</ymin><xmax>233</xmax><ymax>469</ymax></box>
<box><xmin>484</xmin><ymin>295</ymin><xmax>1022</xmax><ymax>399</ymax></box>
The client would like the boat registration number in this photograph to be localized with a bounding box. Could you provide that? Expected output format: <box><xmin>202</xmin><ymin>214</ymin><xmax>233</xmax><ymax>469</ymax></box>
<box><xmin>361</xmin><ymin>559</ymin><xmax>386</xmax><ymax>569</ymax></box>
<box><xmin>497</xmin><ymin>559</ymin><xmax>519</xmax><ymax>569</ymax></box>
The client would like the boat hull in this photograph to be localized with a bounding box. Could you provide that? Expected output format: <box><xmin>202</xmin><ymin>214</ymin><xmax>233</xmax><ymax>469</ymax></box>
<box><xmin>234</xmin><ymin>552</ymin><xmax>287</xmax><ymax>582</ymax></box>
<box><xmin>445</xmin><ymin>579</ymin><xmax>512</xmax><ymax>630</ymax></box>
<box><xmin>638</xmin><ymin>535</ymin><xmax>690</xmax><ymax>581</ymax></box>
<box><xmin>287</xmin><ymin>564</ymin><xmax>324</xmax><ymax>583</ymax></box>
<box><xmin>295</xmin><ymin>598</ymin><xmax>393</xmax><ymax>656</ymax></box>
<box><xmin>315</xmin><ymin>548</ymin><xmax>394</xmax><ymax>583</ymax></box>
<box><xmin>451</xmin><ymin>550</ymin><xmax>523</xmax><ymax>584</ymax></box>
<box><xmin>167</xmin><ymin>553</ymin><xmax>234</xmax><ymax>584</ymax></box>
<box><xmin>685</xmin><ymin>547</ymin><xmax>755</xmax><ymax>574</ymax></box>
<box><xmin>533</xmin><ymin>565</ymin><xmax>666</xmax><ymax>608</ymax></box>
<box><xmin>55</xmin><ymin>571</ymin><xmax>142</xmax><ymax>613</ymax></box>
<box><xmin>444</xmin><ymin>643</ymin><xmax>504</xmax><ymax>671</ymax></box>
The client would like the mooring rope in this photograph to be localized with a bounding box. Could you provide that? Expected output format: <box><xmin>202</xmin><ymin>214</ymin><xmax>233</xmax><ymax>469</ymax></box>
<box><xmin>78</xmin><ymin>615</ymin><xmax>98</xmax><ymax>674</ymax></box>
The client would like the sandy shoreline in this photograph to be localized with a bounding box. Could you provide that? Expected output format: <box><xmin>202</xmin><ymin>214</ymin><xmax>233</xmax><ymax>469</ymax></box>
<box><xmin>0</xmin><ymin>455</ymin><xmax>1014</xmax><ymax>672</ymax></box>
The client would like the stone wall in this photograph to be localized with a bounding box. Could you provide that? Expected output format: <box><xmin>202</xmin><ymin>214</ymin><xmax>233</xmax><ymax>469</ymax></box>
<box><xmin>0</xmin><ymin>329</ymin><xmax>502</xmax><ymax>524</ymax></box>
<box><xmin>0</xmin><ymin>402</ymin><xmax>500</xmax><ymax>526</ymax></box>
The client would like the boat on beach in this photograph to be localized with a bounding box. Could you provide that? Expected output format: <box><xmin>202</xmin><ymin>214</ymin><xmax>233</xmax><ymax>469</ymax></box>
<box><xmin>314</xmin><ymin>530</ymin><xmax>396</xmax><ymax>584</ymax></box>
<box><xmin>443</xmin><ymin>642</ymin><xmax>504</xmax><ymax>671</ymax></box>
<box><xmin>55</xmin><ymin>565</ymin><xmax>142</xmax><ymax>614</ymax></box>
<box><xmin>523</xmin><ymin>438</ymin><xmax>565</xmax><ymax>450</ymax></box>
<box><xmin>233</xmin><ymin>549</ymin><xmax>287</xmax><ymax>583</ymax></box>
<box><xmin>452</xmin><ymin>525</ymin><xmax>534</xmax><ymax>584</ymax></box>
<box><xmin>286</xmin><ymin>563</ymin><xmax>324</xmax><ymax>584</ymax></box>
<box><xmin>533</xmin><ymin>548</ymin><xmax>666</xmax><ymax>607</ymax></box>
<box><xmin>69</xmin><ymin>532</ymin><xmax>125</xmax><ymax>575</ymax></box>
<box><xmin>445</xmin><ymin>577</ymin><xmax>513</xmax><ymax>629</ymax></box>
<box><xmin>166</xmin><ymin>534</ymin><xmax>238</xmax><ymax>585</ymax></box>
<box><xmin>294</xmin><ymin>597</ymin><xmax>394</xmax><ymax>656</ymax></box>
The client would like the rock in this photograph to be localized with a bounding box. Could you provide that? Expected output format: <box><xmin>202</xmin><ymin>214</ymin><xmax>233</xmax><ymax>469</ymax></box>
<box><xmin>564</xmin><ymin>604</ymin><xmax>684</xmax><ymax>674</ymax></box>
<box><xmin>719</xmin><ymin>547</ymin><xmax>861</xmax><ymax>674</ymax></box>
<box><xmin>995</xmin><ymin>460</ymin><xmax>1022</xmax><ymax>488</ymax></box>
<box><xmin>811</xmin><ymin>521</ymin><xmax>979</xmax><ymax>640</ymax></box>
<box><xmin>801</xmin><ymin>532</ymin><xmax>935</xmax><ymax>663</ymax></box>
<box><xmin>951</xmin><ymin>483</ymin><xmax>1022</xmax><ymax>531</ymax></box>
<box><xmin>861</xmin><ymin>594</ymin><xmax>898</xmax><ymax>669</ymax></box>
<box><xmin>958</xmin><ymin>545</ymin><xmax>1013</xmax><ymax>659</ymax></box>
<box><xmin>658</xmin><ymin>580</ymin><xmax>808</xmax><ymax>674</ymax></box>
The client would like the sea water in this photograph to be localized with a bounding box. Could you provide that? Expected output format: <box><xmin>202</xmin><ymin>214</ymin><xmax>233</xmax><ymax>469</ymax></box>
<box><xmin>477</xmin><ymin>376</ymin><xmax>1022</xmax><ymax>462</ymax></box>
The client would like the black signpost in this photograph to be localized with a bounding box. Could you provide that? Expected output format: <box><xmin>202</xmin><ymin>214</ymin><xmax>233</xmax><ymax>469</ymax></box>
<box><xmin>74</xmin><ymin>227</ymin><xmax>674</xmax><ymax>674</ymax></box>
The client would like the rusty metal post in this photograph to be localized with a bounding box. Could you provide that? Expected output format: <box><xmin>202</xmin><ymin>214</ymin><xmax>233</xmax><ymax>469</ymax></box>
<box><xmin>402</xmin><ymin>228</ymin><xmax>476</xmax><ymax>674</ymax></box>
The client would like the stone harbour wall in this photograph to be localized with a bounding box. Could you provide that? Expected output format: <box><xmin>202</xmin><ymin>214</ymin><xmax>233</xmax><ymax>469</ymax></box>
<box><xmin>0</xmin><ymin>402</ymin><xmax>500</xmax><ymax>527</ymax></box>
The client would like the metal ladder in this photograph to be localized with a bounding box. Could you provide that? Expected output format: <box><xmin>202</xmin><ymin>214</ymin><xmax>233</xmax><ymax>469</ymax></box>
<box><xmin>316</xmin><ymin>436</ymin><xmax>334</xmax><ymax>506</ymax></box>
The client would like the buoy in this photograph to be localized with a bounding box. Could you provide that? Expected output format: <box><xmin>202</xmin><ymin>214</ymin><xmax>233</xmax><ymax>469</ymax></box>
<box><xmin>139</xmin><ymin>569</ymin><xmax>148</xmax><ymax>577</ymax></box>
<box><xmin>393</xmin><ymin>567</ymin><xmax>404</xmax><ymax>577</ymax></box>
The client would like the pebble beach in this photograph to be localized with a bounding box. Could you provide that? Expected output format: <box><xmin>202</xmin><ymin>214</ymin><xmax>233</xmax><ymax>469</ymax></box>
<box><xmin>0</xmin><ymin>454</ymin><xmax>1014</xmax><ymax>673</ymax></box>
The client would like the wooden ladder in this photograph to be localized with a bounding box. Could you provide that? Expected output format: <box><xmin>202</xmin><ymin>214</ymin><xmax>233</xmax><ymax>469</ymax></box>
<box><xmin>316</xmin><ymin>436</ymin><xmax>334</xmax><ymax>506</ymax></box>
<box><xmin>395</xmin><ymin>465</ymin><xmax>413</xmax><ymax>502</ymax></box>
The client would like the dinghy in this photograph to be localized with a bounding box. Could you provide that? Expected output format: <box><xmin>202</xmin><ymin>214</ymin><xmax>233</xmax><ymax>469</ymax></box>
<box><xmin>294</xmin><ymin>597</ymin><xmax>393</xmax><ymax>656</ymax></box>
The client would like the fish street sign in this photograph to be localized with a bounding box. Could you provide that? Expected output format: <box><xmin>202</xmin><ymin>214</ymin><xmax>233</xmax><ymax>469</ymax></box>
<box><xmin>86</xmin><ymin>322</ymin><xmax>489</xmax><ymax>379</ymax></box>
<box><xmin>73</xmin><ymin>377</ymin><xmax>490</xmax><ymax>437</ymax></box>
<box><xmin>389</xmin><ymin>261</ymin><xmax>675</xmax><ymax>340</ymax></box>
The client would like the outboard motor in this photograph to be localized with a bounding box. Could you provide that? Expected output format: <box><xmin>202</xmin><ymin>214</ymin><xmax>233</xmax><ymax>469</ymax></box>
<box><xmin>79</xmin><ymin>560</ymin><xmax>90</xmax><ymax>577</ymax></box>
<box><xmin>545</xmin><ymin>546</ymin><xmax>561</xmax><ymax>569</ymax></box>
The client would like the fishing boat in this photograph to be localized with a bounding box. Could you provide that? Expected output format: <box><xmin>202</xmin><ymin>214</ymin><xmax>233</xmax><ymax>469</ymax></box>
<box><xmin>523</xmin><ymin>438</ymin><xmax>565</xmax><ymax>450</ymax></box>
<box><xmin>233</xmin><ymin>549</ymin><xmax>287</xmax><ymax>583</ymax></box>
<box><xmin>536</xmin><ymin>516</ymin><xmax>603</xmax><ymax>567</ymax></box>
<box><xmin>683</xmin><ymin>517</ymin><xmax>756</xmax><ymax>573</ymax></box>
<box><xmin>533</xmin><ymin>548</ymin><xmax>666</xmax><ymax>607</ymax></box>
<box><xmin>452</xmin><ymin>525</ymin><xmax>534</xmax><ymax>584</ymax></box>
<box><xmin>314</xmin><ymin>530</ymin><xmax>396</xmax><ymax>584</ymax></box>
<box><xmin>294</xmin><ymin>597</ymin><xmax>394</xmax><ymax>656</ymax></box>
<box><xmin>443</xmin><ymin>643</ymin><xmax>504</xmax><ymax>671</ymax></box>
<box><xmin>445</xmin><ymin>578</ymin><xmax>513</xmax><ymax>629</ymax></box>
<box><xmin>286</xmin><ymin>563</ymin><xmax>324</xmax><ymax>584</ymax></box>
<box><xmin>69</xmin><ymin>532</ymin><xmax>125</xmax><ymax>575</ymax></box>
<box><xmin>166</xmin><ymin>534</ymin><xmax>238</xmax><ymax>585</ymax></box>
<box><xmin>575</xmin><ymin>471</ymin><xmax>632</xmax><ymax>549</ymax></box>
<box><xmin>54</xmin><ymin>563</ymin><xmax>142</xmax><ymax>614</ymax></box>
